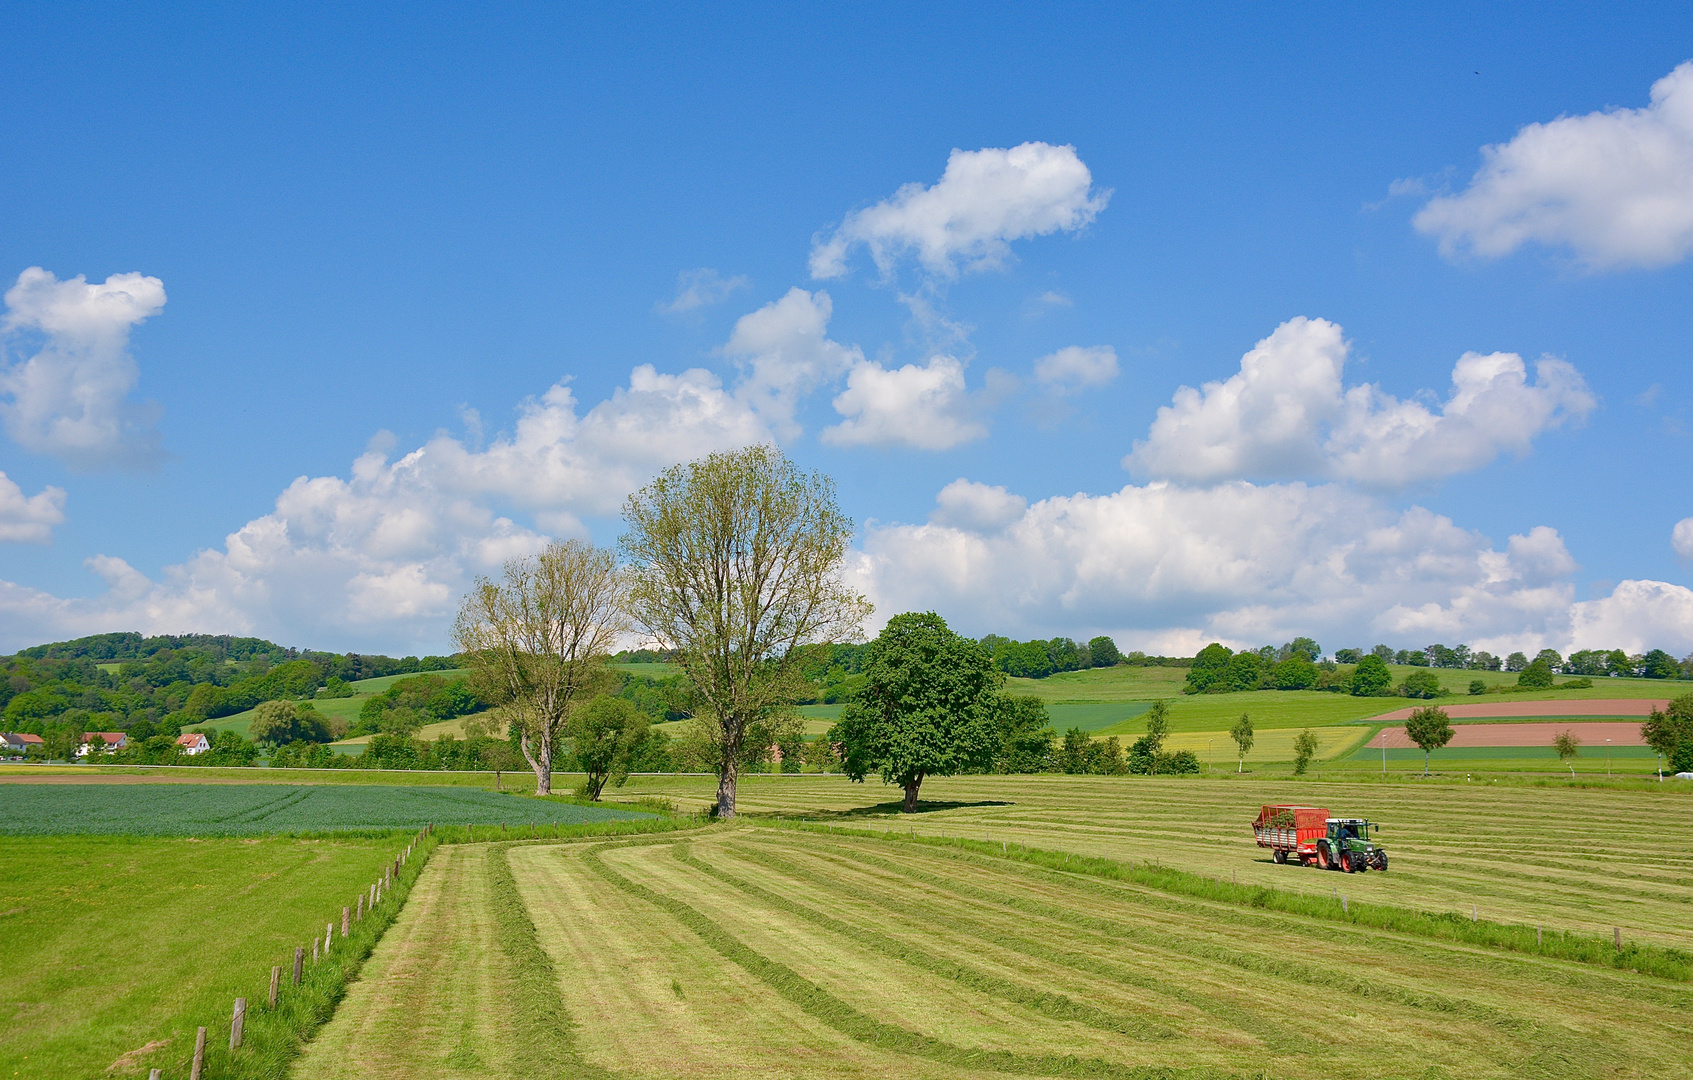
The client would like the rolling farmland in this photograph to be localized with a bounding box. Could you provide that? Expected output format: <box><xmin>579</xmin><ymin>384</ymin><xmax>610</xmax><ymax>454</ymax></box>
<box><xmin>295</xmin><ymin>825</ymin><xmax>1692</xmax><ymax>1080</ymax></box>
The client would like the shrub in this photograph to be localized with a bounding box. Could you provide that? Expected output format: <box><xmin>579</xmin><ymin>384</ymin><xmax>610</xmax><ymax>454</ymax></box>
<box><xmin>1400</xmin><ymin>670</ymin><xmax>1443</xmax><ymax>699</ymax></box>
<box><xmin>1468</xmin><ymin>679</ymin><xmax>1486</xmax><ymax>696</ymax></box>
<box><xmin>1517</xmin><ymin>659</ymin><xmax>1555</xmax><ymax>689</ymax></box>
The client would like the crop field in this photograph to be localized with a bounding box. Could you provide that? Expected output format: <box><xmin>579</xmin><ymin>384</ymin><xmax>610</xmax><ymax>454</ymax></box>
<box><xmin>0</xmin><ymin>783</ymin><xmax>653</xmax><ymax>836</ymax></box>
<box><xmin>604</xmin><ymin>773</ymin><xmax>1693</xmax><ymax>951</ymax></box>
<box><xmin>0</xmin><ymin>833</ymin><xmax>407</xmax><ymax>1079</ymax></box>
<box><xmin>295</xmin><ymin>826</ymin><xmax>1692</xmax><ymax>1079</ymax></box>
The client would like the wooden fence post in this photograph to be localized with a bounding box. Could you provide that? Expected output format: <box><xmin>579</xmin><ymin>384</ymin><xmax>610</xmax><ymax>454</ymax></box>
<box><xmin>1537</xmin><ymin>925</ymin><xmax>1543</xmax><ymax>947</ymax></box>
<box><xmin>312</xmin><ymin>936</ymin><xmax>319</xmax><ymax>964</ymax></box>
<box><xmin>268</xmin><ymin>965</ymin><xmax>280</xmax><ymax>1008</ymax></box>
<box><xmin>229</xmin><ymin>997</ymin><xmax>246</xmax><ymax>1051</ymax></box>
<box><xmin>149</xmin><ymin>1070</ymin><xmax>161</xmax><ymax>1080</ymax></box>
<box><xmin>356</xmin><ymin>893</ymin><xmax>363</xmax><ymax>921</ymax></box>
<box><xmin>326</xmin><ymin>922</ymin><xmax>334</xmax><ymax>952</ymax></box>
<box><xmin>342</xmin><ymin>906</ymin><xmax>350</xmax><ymax>936</ymax></box>
<box><xmin>369</xmin><ymin>882</ymin><xmax>376</xmax><ymax>909</ymax></box>
<box><xmin>293</xmin><ymin>946</ymin><xmax>304</xmax><ymax>985</ymax></box>
<box><xmin>189</xmin><ymin>1026</ymin><xmax>206</xmax><ymax>1080</ymax></box>
<box><xmin>1614</xmin><ymin>926</ymin><xmax>1623</xmax><ymax>950</ymax></box>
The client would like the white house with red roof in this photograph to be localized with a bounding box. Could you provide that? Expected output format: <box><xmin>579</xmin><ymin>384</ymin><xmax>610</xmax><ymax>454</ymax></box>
<box><xmin>77</xmin><ymin>732</ymin><xmax>127</xmax><ymax>757</ymax></box>
<box><xmin>176</xmin><ymin>733</ymin><xmax>211</xmax><ymax>755</ymax></box>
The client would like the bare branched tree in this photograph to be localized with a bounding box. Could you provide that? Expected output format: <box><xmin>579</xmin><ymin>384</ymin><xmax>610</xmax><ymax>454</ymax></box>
<box><xmin>452</xmin><ymin>540</ymin><xmax>627</xmax><ymax>795</ymax></box>
<box><xmin>621</xmin><ymin>444</ymin><xmax>870</xmax><ymax>818</ymax></box>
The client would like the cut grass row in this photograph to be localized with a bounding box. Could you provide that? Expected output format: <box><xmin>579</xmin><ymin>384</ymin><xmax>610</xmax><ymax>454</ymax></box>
<box><xmin>302</xmin><ymin>828</ymin><xmax>1692</xmax><ymax>1078</ymax></box>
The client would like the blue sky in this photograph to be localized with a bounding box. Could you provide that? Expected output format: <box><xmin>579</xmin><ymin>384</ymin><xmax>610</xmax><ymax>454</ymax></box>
<box><xmin>2</xmin><ymin>3</ymin><xmax>1692</xmax><ymax>657</ymax></box>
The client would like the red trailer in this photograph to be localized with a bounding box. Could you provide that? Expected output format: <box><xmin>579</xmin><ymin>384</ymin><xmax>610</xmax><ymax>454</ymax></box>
<box><xmin>1252</xmin><ymin>805</ymin><xmax>1328</xmax><ymax>865</ymax></box>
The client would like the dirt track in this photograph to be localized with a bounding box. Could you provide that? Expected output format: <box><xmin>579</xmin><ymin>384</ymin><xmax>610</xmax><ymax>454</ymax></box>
<box><xmin>1376</xmin><ymin>720</ymin><xmax>1647</xmax><ymax>749</ymax></box>
<box><xmin>1364</xmin><ymin>698</ymin><xmax>1667</xmax><ymax>723</ymax></box>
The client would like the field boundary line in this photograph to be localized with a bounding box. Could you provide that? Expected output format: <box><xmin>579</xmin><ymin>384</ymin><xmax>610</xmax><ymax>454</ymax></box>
<box><xmin>580</xmin><ymin>844</ymin><xmax>1246</xmax><ymax>1080</ymax></box>
<box><xmin>757</xmin><ymin>820</ymin><xmax>1693</xmax><ymax>981</ymax></box>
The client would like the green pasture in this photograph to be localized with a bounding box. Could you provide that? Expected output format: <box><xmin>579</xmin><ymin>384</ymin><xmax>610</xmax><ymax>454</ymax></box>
<box><xmin>0</xmin><ymin>833</ymin><xmax>405</xmax><ymax>1079</ymax></box>
<box><xmin>0</xmin><ymin>783</ymin><xmax>652</xmax><ymax>836</ymax></box>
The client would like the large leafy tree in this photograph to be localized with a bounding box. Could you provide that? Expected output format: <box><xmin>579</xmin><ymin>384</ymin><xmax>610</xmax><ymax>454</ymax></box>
<box><xmin>621</xmin><ymin>445</ymin><xmax>869</xmax><ymax>819</ymax></box>
<box><xmin>1404</xmin><ymin>705</ymin><xmax>1454</xmax><ymax>776</ymax></box>
<box><xmin>453</xmin><ymin>539</ymin><xmax>627</xmax><ymax>796</ymax></box>
<box><xmin>830</xmin><ymin>612</ymin><xmax>1000</xmax><ymax>812</ymax></box>
<box><xmin>1349</xmin><ymin>654</ymin><xmax>1393</xmax><ymax>696</ymax></box>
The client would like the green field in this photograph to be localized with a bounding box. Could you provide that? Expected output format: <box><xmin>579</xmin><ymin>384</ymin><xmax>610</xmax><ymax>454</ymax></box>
<box><xmin>0</xmin><ymin>833</ymin><xmax>407</xmax><ymax>1079</ymax></box>
<box><xmin>198</xmin><ymin>669</ymin><xmax>470</xmax><ymax>739</ymax></box>
<box><xmin>295</xmin><ymin>821</ymin><xmax>1693</xmax><ymax>1079</ymax></box>
<box><xmin>0</xmin><ymin>783</ymin><xmax>653</xmax><ymax>836</ymax></box>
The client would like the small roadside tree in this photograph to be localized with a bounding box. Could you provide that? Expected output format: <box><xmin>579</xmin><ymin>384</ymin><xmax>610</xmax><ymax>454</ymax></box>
<box><xmin>1291</xmin><ymin>729</ymin><xmax>1318</xmax><ymax>775</ymax></box>
<box><xmin>453</xmin><ymin>539</ymin><xmax>628</xmax><ymax>796</ymax></box>
<box><xmin>1404</xmin><ymin>705</ymin><xmax>1454</xmax><ymax>776</ymax></box>
<box><xmin>1552</xmin><ymin>729</ymin><xmax>1581</xmax><ymax>776</ymax></box>
<box><xmin>829</xmin><ymin>612</ymin><xmax>1000</xmax><ymax>812</ymax></box>
<box><xmin>622</xmin><ymin>445</ymin><xmax>869</xmax><ymax>819</ymax></box>
<box><xmin>1229</xmin><ymin>712</ymin><xmax>1254</xmax><ymax>773</ymax></box>
<box><xmin>569</xmin><ymin>695</ymin><xmax>651</xmax><ymax>800</ymax></box>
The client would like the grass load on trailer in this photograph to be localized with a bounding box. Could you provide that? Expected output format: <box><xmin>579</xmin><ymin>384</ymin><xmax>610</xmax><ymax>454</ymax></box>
<box><xmin>1253</xmin><ymin>804</ymin><xmax>1387</xmax><ymax>872</ymax></box>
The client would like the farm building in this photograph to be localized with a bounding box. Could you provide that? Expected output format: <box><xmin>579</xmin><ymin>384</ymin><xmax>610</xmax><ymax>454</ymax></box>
<box><xmin>176</xmin><ymin>733</ymin><xmax>211</xmax><ymax>755</ymax></box>
<box><xmin>77</xmin><ymin>732</ymin><xmax>128</xmax><ymax>757</ymax></box>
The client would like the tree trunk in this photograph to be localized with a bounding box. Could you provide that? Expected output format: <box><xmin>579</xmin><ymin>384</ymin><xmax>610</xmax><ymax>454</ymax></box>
<box><xmin>717</xmin><ymin>755</ymin><xmax>738</xmax><ymax>819</ymax></box>
<box><xmin>902</xmin><ymin>772</ymin><xmax>924</xmax><ymax>813</ymax></box>
<box><xmin>521</xmin><ymin>729</ymin><xmax>551</xmax><ymax>796</ymax></box>
<box><xmin>1423</xmin><ymin>750</ymin><xmax>1430</xmax><ymax>777</ymax></box>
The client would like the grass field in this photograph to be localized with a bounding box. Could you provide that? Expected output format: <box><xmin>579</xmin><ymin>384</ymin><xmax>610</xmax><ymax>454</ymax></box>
<box><xmin>199</xmin><ymin>670</ymin><xmax>470</xmax><ymax>739</ymax></box>
<box><xmin>294</xmin><ymin>825</ymin><xmax>1692</xmax><ymax>1079</ymax></box>
<box><xmin>0</xmin><ymin>783</ymin><xmax>653</xmax><ymax>835</ymax></box>
<box><xmin>0</xmin><ymin>833</ymin><xmax>408</xmax><ymax>1079</ymax></box>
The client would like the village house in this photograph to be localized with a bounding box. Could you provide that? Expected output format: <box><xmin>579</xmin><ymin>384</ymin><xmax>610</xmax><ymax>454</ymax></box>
<box><xmin>1</xmin><ymin>732</ymin><xmax>44</xmax><ymax>757</ymax></box>
<box><xmin>77</xmin><ymin>732</ymin><xmax>127</xmax><ymax>757</ymax></box>
<box><xmin>176</xmin><ymin>733</ymin><xmax>211</xmax><ymax>755</ymax></box>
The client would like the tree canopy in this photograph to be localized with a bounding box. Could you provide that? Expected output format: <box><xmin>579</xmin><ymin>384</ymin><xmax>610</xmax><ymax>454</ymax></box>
<box><xmin>829</xmin><ymin>612</ymin><xmax>1001</xmax><ymax>812</ymax></box>
<box><xmin>1404</xmin><ymin>705</ymin><xmax>1454</xmax><ymax>775</ymax></box>
<box><xmin>621</xmin><ymin>444</ymin><xmax>869</xmax><ymax>818</ymax></box>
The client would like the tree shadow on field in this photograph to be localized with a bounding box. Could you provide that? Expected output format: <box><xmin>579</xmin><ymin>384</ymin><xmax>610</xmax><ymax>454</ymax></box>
<box><xmin>757</xmin><ymin>799</ymin><xmax>1014</xmax><ymax>821</ymax></box>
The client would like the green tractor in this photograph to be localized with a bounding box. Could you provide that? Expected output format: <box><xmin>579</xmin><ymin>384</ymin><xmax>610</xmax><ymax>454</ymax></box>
<box><xmin>1315</xmin><ymin>818</ymin><xmax>1387</xmax><ymax>873</ymax></box>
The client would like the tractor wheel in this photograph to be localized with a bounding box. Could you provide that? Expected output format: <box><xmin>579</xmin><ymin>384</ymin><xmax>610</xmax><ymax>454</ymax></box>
<box><xmin>1375</xmin><ymin>851</ymin><xmax>1388</xmax><ymax>872</ymax></box>
<box><xmin>1273</xmin><ymin>849</ymin><xmax>1286</xmax><ymax>864</ymax></box>
<box><xmin>1316</xmin><ymin>847</ymin><xmax>1329</xmax><ymax>870</ymax></box>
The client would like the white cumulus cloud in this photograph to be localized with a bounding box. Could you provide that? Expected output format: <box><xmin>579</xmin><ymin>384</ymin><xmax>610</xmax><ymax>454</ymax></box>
<box><xmin>1567</xmin><ymin>579</ymin><xmax>1693</xmax><ymax>655</ymax></box>
<box><xmin>1412</xmin><ymin>61</ymin><xmax>1693</xmax><ymax>269</ymax></box>
<box><xmin>810</xmin><ymin>142</ymin><xmax>1110</xmax><ymax>280</ymax></box>
<box><xmin>929</xmin><ymin>479</ymin><xmax>1027</xmax><ymax>533</ymax></box>
<box><xmin>720</xmin><ymin>288</ymin><xmax>863</xmax><ymax>438</ymax></box>
<box><xmin>1033</xmin><ymin>345</ymin><xmax>1118</xmax><ymax>393</ymax></box>
<box><xmin>822</xmin><ymin>355</ymin><xmax>987</xmax><ymax>450</ymax></box>
<box><xmin>846</xmin><ymin>478</ymin><xmax>1601</xmax><ymax>655</ymax></box>
<box><xmin>0</xmin><ymin>471</ymin><xmax>66</xmax><ymax>543</ymax></box>
<box><xmin>0</xmin><ymin>267</ymin><xmax>168</xmax><ymax>469</ymax></box>
<box><xmin>0</xmin><ymin>365</ymin><xmax>770</xmax><ymax>654</ymax></box>
<box><xmin>1674</xmin><ymin>517</ymin><xmax>1693</xmax><ymax>560</ymax></box>
<box><xmin>1125</xmin><ymin>317</ymin><xmax>1593</xmax><ymax>487</ymax></box>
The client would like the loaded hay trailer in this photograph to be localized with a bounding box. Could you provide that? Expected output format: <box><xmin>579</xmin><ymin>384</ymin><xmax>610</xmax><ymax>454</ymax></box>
<box><xmin>1253</xmin><ymin>804</ymin><xmax>1387</xmax><ymax>872</ymax></box>
<box><xmin>1252</xmin><ymin>805</ymin><xmax>1328</xmax><ymax>865</ymax></box>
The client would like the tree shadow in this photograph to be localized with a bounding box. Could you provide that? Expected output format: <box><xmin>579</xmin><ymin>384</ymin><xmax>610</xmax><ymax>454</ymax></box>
<box><xmin>752</xmin><ymin>799</ymin><xmax>1014</xmax><ymax>820</ymax></box>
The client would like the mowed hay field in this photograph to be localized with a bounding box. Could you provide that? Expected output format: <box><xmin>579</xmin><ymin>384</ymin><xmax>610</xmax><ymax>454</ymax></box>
<box><xmin>603</xmin><ymin>774</ymin><xmax>1693</xmax><ymax>951</ymax></box>
<box><xmin>296</xmin><ymin>827</ymin><xmax>1692</xmax><ymax>1080</ymax></box>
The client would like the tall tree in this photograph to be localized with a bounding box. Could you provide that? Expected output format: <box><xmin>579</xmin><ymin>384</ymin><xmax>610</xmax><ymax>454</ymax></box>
<box><xmin>829</xmin><ymin>612</ymin><xmax>1001</xmax><ymax>812</ymax></box>
<box><xmin>1404</xmin><ymin>705</ymin><xmax>1454</xmax><ymax>776</ymax></box>
<box><xmin>621</xmin><ymin>445</ymin><xmax>869</xmax><ymax>819</ymax></box>
<box><xmin>1087</xmin><ymin>636</ymin><xmax>1122</xmax><ymax>668</ymax></box>
<box><xmin>1291</xmin><ymin>729</ymin><xmax>1319</xmax><ymax>775</ymax></box>
<box><xmin>1229</xmin><ymin>712</ymin><xmax>1254</xmax><ymax>773</ymax></box>
<box><xmin>453</xmin><ymin>539</ymin><xmax>627</xmax><ymax>796</ymax></box>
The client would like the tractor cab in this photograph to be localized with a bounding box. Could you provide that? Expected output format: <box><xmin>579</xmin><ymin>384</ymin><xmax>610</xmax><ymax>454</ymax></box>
<box><xmin>1319</xmin><ymin>818</ymin><xmax>1387</xmax><ymax>873</ymax></box>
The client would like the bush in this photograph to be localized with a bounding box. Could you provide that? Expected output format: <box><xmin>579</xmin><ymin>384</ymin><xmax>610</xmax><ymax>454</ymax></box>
<box><xmin>1517</xmin><ymin>660</ymin><xmax>1555</xmax><ymax>689</ymax></box>
<box><xmin>1348</xmin><ymin>655</ymin><xmax>1393</xmax><ymax>696</ymax></box>
<box><xmin>1468</xmin><ymin>679</ymin><xmax>1486</xmax><ymax>696</ymax></box>
<box><xmin>1400</xmin><ymin>670</ymin><xmax>1443</xmax><ymax>699</ymax></box>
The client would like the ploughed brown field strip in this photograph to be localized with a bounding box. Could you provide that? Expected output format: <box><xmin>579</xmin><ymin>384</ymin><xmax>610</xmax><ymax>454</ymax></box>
<box><xmin>295</xmin><ymin>827</ymin><xmax>1691</xmax><ymax>1080</ymax></box>
<box><xmin>1363</xmin><ymin>700</ymin><xmax>1670</xmax><ymax>722</ymax></box>
<box><xmin>1376</xmin><ymin>721</ymin><xmax>1648</xmax><ymax>748</ymax></box>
